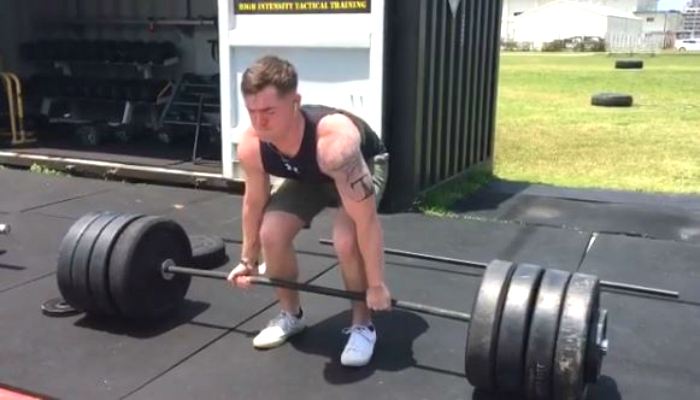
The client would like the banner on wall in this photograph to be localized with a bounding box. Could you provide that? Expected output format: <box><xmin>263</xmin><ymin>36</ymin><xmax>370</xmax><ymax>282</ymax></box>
<box><xmin>233</xmin><ymin>0</ymin><xmax>371</xmax><ymax>14</ymax></box>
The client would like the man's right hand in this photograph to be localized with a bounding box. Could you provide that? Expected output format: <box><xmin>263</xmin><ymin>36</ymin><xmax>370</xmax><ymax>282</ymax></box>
<box><xmin>227</xmin><ymin>261</ymin><xmax>258</xmax><ymax>289</ymax></box>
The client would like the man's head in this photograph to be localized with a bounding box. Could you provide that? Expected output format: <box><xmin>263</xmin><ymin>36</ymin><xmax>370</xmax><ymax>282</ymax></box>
<box><xmin>241</xmin><ymin>55</ymin><xmax>301</xmax><ymax>142</ymax></box>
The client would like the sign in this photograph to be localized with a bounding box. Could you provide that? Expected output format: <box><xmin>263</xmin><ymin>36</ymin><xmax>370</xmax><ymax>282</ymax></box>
<box><xmin>233</xmin><ymin>0</ymin><xmax>371</xmax><ymax>14</ymax></box>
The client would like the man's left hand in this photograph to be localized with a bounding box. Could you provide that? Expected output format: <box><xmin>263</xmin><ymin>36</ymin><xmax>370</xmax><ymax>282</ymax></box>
<box><xmin>366</xmin><ymin>283</ymin><xmax>392</xmax><ymax>311</ymax></box>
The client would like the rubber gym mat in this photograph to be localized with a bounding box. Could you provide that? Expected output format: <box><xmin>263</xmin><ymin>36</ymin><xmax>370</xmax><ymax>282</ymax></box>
<box><xmin>495</xmin><ymin>194</ymin><xmax>700</xmax><ymax>244</ymax></box>
<box><xmin>125</xmin><ymin>260</ymin><xmax>700</xmax><ymax>400</ymax></box>
<box><xmin>377</xmin><ymin>213</ymin><xmax>591</xmax><ymax>272</ymax></box>
<box><xmin>162</xmin><ymin>194</ymin><xmax>244</xmax><ymax>240</ymax></box>
<box><xmin>0</xmin><ymin>169</ymin><xmax>116</xmax><ymax>213</ymax></box>
<box><xmin>585</xmin><ymin>293</ymin><xmax>700</xmax><ymax>399</ymax></box>
<box><xmin>32</xmin><ymin>184</ymin><xmax>219</xmax><ymax>219</ymax></box>
<box><xmin>449</xmin><ymin>189</ymin><xmax>520</xmax><ymax>220</ymax></box>
<box><xmin>484</xmin><ymin>180</ymin><xmax>700</xmax><ymax>212</ymax></box>
<box><xmin>178</xmin><ymin>243</ymin><xmax>340</xmax><ymax>329</ymax></box>
<box><xmin>579</xmin><ymin>233</ymin><xmax>700</xmax><ymax>304</ymax></box>
<box><xmin>121</xmin><ymin>259</ymin><xmax>480</xmax><ymax>400</ymax></box>
<box><xmin>0</xmin><ymin>276</ymin><xmax>224</xmax><ymax>400</ymax></box>
<box><xmin>0</xmin><ymin>212</ymin><xmax>76</xmax><ymax>292</ymax></box>
<box><xmin>0</xmin><ymin>250</ymin><xmax>342</xmax><ymax>400</ymax></box>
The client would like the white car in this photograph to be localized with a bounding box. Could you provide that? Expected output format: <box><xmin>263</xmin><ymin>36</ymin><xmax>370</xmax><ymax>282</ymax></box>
<box><xmin>675</xmin><ymin>39</ymin><xmax>700</xmax><ymax>52</ymax></box>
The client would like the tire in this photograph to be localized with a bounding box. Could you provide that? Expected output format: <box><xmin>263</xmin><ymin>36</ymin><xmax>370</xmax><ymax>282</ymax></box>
<box><xmin>189</xmin><ymin>234</ymin><xmax>228</xmax><ymax>269</ymax></box>
<box><xmin>591</xmin><ymin>93</ymin><xmax>633</xmax><ymax>107</ymax></box>
<box><xmin>615</xmin><ymin>59</ymin><xmax>643</xmax><ymax>69</ymax></box>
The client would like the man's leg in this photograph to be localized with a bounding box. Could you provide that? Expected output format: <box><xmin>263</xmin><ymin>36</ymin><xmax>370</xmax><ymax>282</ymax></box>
<box><xmin>252</xmin><ymin>179</ymin><xmax>334</xmax><ymax>349</ymax></box>
<box><xmin>332</xmin><ymin>209</ymin><xmax>371</xmax><ymax>326</ymax></box>
<box><xmin>333</xmin><ymin>208</ymin><xmax>378</xmax><ymax>367</ymax></box>
<box><xmin>259</xmin><ymin>210</ymin><xmax>306</xmax><ymax>314</ymax></box>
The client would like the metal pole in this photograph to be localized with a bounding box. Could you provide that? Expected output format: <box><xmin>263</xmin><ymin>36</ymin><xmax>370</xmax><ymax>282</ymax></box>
<box><xmin>318</xmin><ymin>239</ymin><xmax>680</xmax><ymax>299</ymax></box>
<box><xmin>319</xmin><ymin>238</ymin><xmax>487</xmax><ymax>269</ymax></box>
<box><xmin>163</xmin><ymin>265</ymin><xmax>472</xmax><ymax>322</ymax></box>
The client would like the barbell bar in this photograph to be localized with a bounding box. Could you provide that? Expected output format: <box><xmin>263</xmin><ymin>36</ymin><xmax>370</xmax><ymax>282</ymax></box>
<box><xmin>318</xmin><ymin>238</ymin><xmax>679</xmax><ymax>299</ymax></box>
<box><xmin>50</xmin><ymin>211</ymin><xmax>609</xmax><ymax>399</ymax></box>
<box><xmin>161</xmin><ymin>262</ymin><xmax>473</xmax><ymax>322</ymax></box>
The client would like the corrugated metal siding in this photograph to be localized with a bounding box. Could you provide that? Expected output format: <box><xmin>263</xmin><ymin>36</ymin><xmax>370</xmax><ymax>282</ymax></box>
<box><xmin>384</xmin><ymin>0</ymin><xmax>503</xmax><ymax>211</ymax></box>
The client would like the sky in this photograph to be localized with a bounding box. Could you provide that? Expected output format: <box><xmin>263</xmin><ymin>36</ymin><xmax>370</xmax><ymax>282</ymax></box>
<box><xmin>657</xmin><ymin>0</ymin><xmax>690</xmax><ymax>10</ymax></box>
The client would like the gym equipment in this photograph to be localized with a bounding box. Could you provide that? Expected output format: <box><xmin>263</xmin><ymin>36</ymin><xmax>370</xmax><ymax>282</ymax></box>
<box><xmin>51</xmin><ymin>211</ymin><xmax>619</xmax><ymax>399</ymax></box>
<box><xmin>317</xmin><ymin>239</ymin><xmax>678</xmax><ymax>299</ymax></box>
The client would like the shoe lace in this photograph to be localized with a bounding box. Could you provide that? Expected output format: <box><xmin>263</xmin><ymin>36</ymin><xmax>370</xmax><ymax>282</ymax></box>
<box><xmin>341</xmin><ymin>326</ymin><xmax>373</xmax><ymax>350</ymax></box>
<box><xmin>268</xmin><ymin>311</ymin><xmax>296</xmax><ymax>330</ymax></box>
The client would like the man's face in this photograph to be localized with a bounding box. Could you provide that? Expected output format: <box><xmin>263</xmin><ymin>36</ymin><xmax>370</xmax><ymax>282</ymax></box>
<box><xmin>243</xmin><ymin>85</ymin><xmax>299</xmax><ymax>142</ymax></box>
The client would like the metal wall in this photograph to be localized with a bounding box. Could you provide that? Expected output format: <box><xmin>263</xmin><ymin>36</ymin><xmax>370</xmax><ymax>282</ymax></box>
<box><xmin>383</xmin><ymin>0</ymin><xmax>503</xmax><ymax>211</ymax></box>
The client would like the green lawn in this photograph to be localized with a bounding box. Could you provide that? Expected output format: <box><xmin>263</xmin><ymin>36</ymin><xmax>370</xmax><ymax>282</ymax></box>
<box><xmin>494</xmin><ymin>52</ymin><xmax>700</xmax><ymax>194</ymax></box>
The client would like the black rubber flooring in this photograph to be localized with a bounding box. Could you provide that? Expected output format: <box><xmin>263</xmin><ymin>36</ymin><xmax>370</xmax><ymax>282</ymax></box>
<box><xmin>586</xmin><ymin>293</ymin><xmax>700</xmax><ymax>399</ymax></box>
<box><xmin>0</xmin><ymin>212</ymin><xmax>75</xmax><ymax>292</ymax></box>
<box><xmin>123</xmin><ymin>262</ymin><xmax>478</xmax><ymax>400</ymax></box>
<box><xmin>580</xmin><ymin>233</ymin><xmax>700</xmax><ymax>304</ymax></box>
<box><xmin>32</xmin><ymin>182</ymin><xmax>220</xmax><ymax>219</ymax></box>
<box><xmin>0</xmin><ymin>172</ymin><xmax>699</xmax><ymax>400</ymax></box>
<box><xmin>0</xmin><ymin>249</ymin><xmax>334</xmax><ymax>400</ymax></box>
<box><xmin>376</xmin><ymin>213</ymin><xmax>591</xmax><ymax>272</ymax></box>
<box><xmin>498</xmin><ymin>195</ymin><xmax>700</xmax><ymax>244</ymax></box>
<box><xmin>453</xmin><ymin>182</ymin><xmax>700</xmax><ymax>244</ymax></box>
<box><xmin>0</xmin><ymin>168</ymin><xmax>114</xmax><ymax>213</ymax></box>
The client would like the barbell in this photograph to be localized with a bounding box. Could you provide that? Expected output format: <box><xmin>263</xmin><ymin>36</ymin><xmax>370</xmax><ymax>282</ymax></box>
<box><xmin>318</xmin><ymin>239</ymin><xmax>680</xmax><ymax>299</ymax></box>
<box><xmin>50</xmin><ymin>210</ymin><xmax>615</xmax><ymax>399</ymax></box>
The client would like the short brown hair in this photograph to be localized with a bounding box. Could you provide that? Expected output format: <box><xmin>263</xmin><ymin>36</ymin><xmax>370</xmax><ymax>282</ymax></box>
<box><xmin>241</xmin><ymin>55</ymin><xmax>298</xmax><ymax>96</ymax></box>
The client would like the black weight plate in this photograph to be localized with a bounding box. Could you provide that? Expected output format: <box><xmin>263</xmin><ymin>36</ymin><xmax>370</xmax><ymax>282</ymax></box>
<box><xmin>70</xmin><ymin>211</ymin><xmax>121</xmax><ymax>313</ymax></box>
<box><xmin>88</xmin><ymin>213</ymin><xmax>145</xmax><ymax>316</ymax></box>
<box><xmin>553</xmin><ymin>273</ymin><xmax>600</xmax><ymax>400</ymax></box>
<box><xmin>584</xmin><ymin>301</ymin><xmax>607</xmax><ymax>383</ymax></box>
<box><xmin>56</xmin><ymin>211</ymin><xmax>106</xmax><ymax>310</ymax></box>
<box><xmin>109</xmin><ymin>216</ymin><xmax>193</xmax><ymax>319</ymax></box>
<box><xmin>525</xmin><ymin>268</ymin><xmax>571</xmax><ymax>400</ymax></box>
<box><xmin>41</xmin><ymin>297</ymin><xmax>81</xmax><ymax>317</ymax></box>
<box><xmin>496</xmin><ymin>263</ymin><xmax>544</xmax><ymax>393</ymax></box>
<box><xmin>465</xmin><ymin>259</ymin><xmax>516</xmax><ymax>391</ymax></box>
<box><xmin>189</xmin><ymin>234</ymin><xmax>227</xmax><ymax>270</ymax></box>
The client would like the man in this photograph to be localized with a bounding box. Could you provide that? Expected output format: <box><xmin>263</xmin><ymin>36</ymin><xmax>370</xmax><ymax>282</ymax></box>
<box><xmin>226</xmin><ymin>55</ymin><xmax>391</xmax><ymax>367</ymax></box>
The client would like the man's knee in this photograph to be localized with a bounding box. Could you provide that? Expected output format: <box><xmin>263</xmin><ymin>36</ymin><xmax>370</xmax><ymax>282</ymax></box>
<box><xmin>259</xmin><ymin>215</ymin><xmax>299</xmax><ymax>252</ymax></box>
<box><xmin>333</xmin><ymin>229</ymin><xmax>359</xmax><ymax>263</ymax></box>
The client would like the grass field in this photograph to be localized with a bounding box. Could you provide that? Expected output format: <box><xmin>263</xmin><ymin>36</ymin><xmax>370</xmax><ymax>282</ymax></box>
<box><xmin>419</xmin><ymin>52</ymin><xmax>700</xmax><ymax>213</ymax></box>
<box><xmin>494</xmin><ymin>52</ymin><xmax>700</xmax><ymax>194</ymax></box>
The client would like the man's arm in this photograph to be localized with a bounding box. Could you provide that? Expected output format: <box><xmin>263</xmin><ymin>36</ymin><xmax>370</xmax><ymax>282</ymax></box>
<box><xmin>316</xmin><ymin>115</ymin><xmax>386</xmax><ymax>290</ymax></box>
<box><xmin>238</xmin><ymin>129</ymin><xmax>270</xmax><ymax>264</ymax></box>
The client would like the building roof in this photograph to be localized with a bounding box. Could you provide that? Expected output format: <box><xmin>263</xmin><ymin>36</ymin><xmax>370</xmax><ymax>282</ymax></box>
<box><xmin>518</xmin><ymin>0</ymin><xmax>642</xmax><ymax>20</ymax></box>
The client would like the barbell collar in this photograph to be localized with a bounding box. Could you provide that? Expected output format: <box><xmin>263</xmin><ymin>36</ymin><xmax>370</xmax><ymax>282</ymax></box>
<box><xmin>161</xmin><ymin>262</ymin><xmax>472</xmax><ymax>323</ymax></box>
<box><xmin>319</xmin><ymin>239</ymin><xmax>679</xmax><ymax>299</ymax></box>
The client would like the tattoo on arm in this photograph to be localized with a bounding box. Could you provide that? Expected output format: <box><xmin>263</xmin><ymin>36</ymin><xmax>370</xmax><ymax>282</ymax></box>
<box><xmin>332</xmin><ymin>151</ymin><xmax>375</xmax><ymax>202</ymax></box>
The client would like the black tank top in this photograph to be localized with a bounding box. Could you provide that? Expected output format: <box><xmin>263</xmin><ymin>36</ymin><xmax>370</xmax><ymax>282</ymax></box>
<box><xmin>259</xmin><ymin>105</ymin><xmax>386</xmax><ymax>183</ymax></box>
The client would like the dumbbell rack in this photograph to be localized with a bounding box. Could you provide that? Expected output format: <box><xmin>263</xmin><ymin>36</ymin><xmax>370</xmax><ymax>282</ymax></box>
<box><xmin>22</xmin><ymin>40</ymin><xmax>179</xmax><ymax>146</ymax></box>
<box><xmin>156</xmin><ymin>73</ymin><xmax>221</xmax><ymax>163</ymax></box>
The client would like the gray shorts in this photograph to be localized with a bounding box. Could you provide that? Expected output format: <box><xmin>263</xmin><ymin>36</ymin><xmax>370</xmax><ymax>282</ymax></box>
<box><xmin>265</xmin><ymin>152</ymin><xmax>389</xmax><ymax>225</ymax></box>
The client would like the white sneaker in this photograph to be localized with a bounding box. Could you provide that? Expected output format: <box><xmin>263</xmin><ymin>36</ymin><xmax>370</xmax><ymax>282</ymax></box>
<box><xmin>252</xmin><ymin>310</ymin><xmax>306</xmax><ymax>349</ymax></box>
<box><xmin>340</xmin><ymin>324</ymin><xmax>377</xmax><ymax>367</ymax></box>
